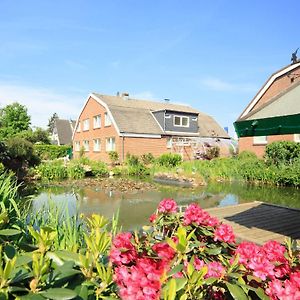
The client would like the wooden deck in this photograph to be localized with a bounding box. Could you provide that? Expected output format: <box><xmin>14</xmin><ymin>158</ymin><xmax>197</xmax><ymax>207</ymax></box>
<box><xmin>206</xmin><ymin>201</ymin><xmax>300</xmax><ymax>245</ymax></box>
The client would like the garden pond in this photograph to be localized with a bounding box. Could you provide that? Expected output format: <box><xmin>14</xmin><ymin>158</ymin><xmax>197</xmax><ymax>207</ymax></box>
<box><xmin>28</xmin><ymin>179</ymin><xmax>300</xmax><ymax>231</ymax></box>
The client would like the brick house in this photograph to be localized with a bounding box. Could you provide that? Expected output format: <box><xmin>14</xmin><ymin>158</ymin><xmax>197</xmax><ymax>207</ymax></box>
<box><xmin>234</xmin><ymin>62</ymin><xmax>300</xmax><ymax>157</ymax></box>
<box><xmin>72</xmin><ymin>93</ymin><xmax>230</xmax><ymax>162</ymax></box>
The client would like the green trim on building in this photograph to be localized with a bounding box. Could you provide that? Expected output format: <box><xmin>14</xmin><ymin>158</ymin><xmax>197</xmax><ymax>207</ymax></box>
<box><xmin>234</xmin><ymin>113</ymin><xmax>300</xmax><ymax>137</ymax></box>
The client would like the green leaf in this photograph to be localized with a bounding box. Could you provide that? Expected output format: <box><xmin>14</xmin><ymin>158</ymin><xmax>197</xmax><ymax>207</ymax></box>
<box><xmin>4</xmin><ymin>244</ymin><xmax>16</xmax><ymax>259</ymax></box>
<box><xmin>255</xmin><ymin>287</ymin><xmax>269</xmax><ymax>300</ymax></box>
<box><xmin>168</xmin><ymin>278</ymin><xmax>176</xmax><ymax>300</ymax></box>
<box><xmin>40</xmin><ymin>288</ymin><xmax>77</xmax><ymax>300</ymax></box>
<box><xmin>0</xmin><ymin>228</ymin><xmax>21</xmax><ymax>236</ymax></box>
<box><xmin>203</xmin><ymin>277</ymin><xmax>217</xmax><ymax>285</ymax></box>
<box><xmin>15</xmin><ymin>253</ymin><xmax>33</xmax><ymax>267</ymax></box>
<box><xmin>174</xmin><ymin>278</ymin><xmax>187</xmax><ymax>291</ymax></box>
<box><xmin>168</xmin><ymin>264</ymin><xmax>183</xmax><ymax>276</ymax></box>
<box><xmin>206</xmin><ymin>247</ymin><xmax>222</xmax><ymax>255</ymax></box>
<box><xmin>75</xmin><ymin>285</ymin><xmax>88</xmax><ymax>300</ymax></box>
<box><xmin>225</xmin><ymin>282</ymin><xmax>248</xmax><ymax>300</ymax></box>
<box><xmin>55</xmin><ymin>250</ymin><xmax>81</xmax><ymax>265</ymax></box>
<box><xmin>18</xmin><ymin>294</ymin><xmax>45</xmax><ymax>300</ymax></box>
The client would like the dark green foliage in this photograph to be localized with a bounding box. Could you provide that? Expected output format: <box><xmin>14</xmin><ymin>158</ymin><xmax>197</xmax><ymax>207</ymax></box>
<box><xmin>16</xmin><ymin>127</ymin><xmax>51</xmax><ymax>144</ymax></box>
<box><xmin>47</xmin><ymin>112</ymin><xmax>59</xmax><ymax>133</ymax></box>
<box><xmin>34</xmin><ymin>144</ymin><xmax>72</xmax><ymax>160</ymax></box>
<box><xmin>265</xmin><ymin>141</ymin><xmax>300</xmax><ymax>166</ymax></box>
<box><xmin>156</xmin><ymin>153</ymin><xmax>182</xmax><ymax>168</ymax></box>
<box><xmin>4</xmin><ymin>138</ymin><xmax>40</xmax><ymax>175</ymax></box>
<box><xmin>0</xmin><ymin>102</ymin><xmax>31</xmax><ymax>139</ymax></box>
<box><xmin>125</xmin><ymin>153</ymin><xmax>140</xmax><ymax>166</ymax></box>
<box><xmin>141</xmin><ymin>152</ymin><xmax>155</xmax><ymax>165</ymax></box>
<box><xmin>108</xmin><ymin>151</ymin><xmax>119</xmax><ymax>164</ymax></box>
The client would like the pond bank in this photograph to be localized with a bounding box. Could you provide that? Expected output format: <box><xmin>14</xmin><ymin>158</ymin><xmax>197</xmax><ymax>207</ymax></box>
<box><xmin>41</xmin><ymin>176</ymin><xmax>158</xmax><ymax>192</ymax></box>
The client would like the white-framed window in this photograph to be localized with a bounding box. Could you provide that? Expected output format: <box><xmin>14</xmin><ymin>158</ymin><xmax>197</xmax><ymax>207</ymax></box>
<box><xmin>106</xmin><ymin>137</ymin><xmax>115</xmax><ymax>151</ymax></box>
<box><xmin>83</xmin><ymin>140</ymin><xmax>89</xmax><ymax>151</ymax></box>
<box><xmin>166</xmin><ymin>137</ymin><xmax>172</xmax><ymax>149</ymax></box>
<box><xmin>294</xmin><ymin>134</ymin><xmax>300</xmax><ymax>142</ymax></box>
<box><xmin>93</xmin><ymin>139</ymin><xmax>101</xmax><ymax>152</ymax></box>
<box><xmin>174</xmin><ymin>115</ymin><xmax>189</xmax><ymax>127</ymax></box>
<box><xmin>104</xmin><ymin>112</ymin><xmax>112</xmax><ymax>126</ymax></box>
<box><xmin>93</xmin><ymin>115</ymin><xmax>101</xmax><ymax>129</ymax></box>
<box><xmin>74</xmin><ymin>141</ymin><xmax>80</xmax><ymax>151</ymax></box>
<box><xmin>253</xmin><ymin>136</ymin><xmax>267</xmax><ymax>145</ymax></box>
<box><xmin>76</xmin><ymin>122</ymin><xmax>81</xmax><ymax>132</ymax></box>
<box><xmin>83</xmin><ymin>119</ymin><xmax>90</xmax><ymax>131</ymax></box>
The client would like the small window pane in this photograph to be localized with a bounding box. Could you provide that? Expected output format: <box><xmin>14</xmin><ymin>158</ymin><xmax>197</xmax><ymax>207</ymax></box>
<box><xmin>294</xmin><ymin>134</ymin><xmax>300</xmax><ymax>142</ymax></box>
<box><xmin>93</xmin><ymin>139</ymin><xmax>101</xmax><ymax>152</ymax></box>
<box><xmin>105</xmin><ymin>113</ymin><xmax>112</xmax><ymax>126</ymax></box>
<box><xmin>93</xmin><ymin>115</ymin><xmax>101</xmax><ymax>129</ymax></box>
<box><xmin>174</xmin><ymin>116</ymin><xmax>181</xmax><ymax>125</ymax></box>
<box><xmin>182</xmin><ymin>117</ymin><xmax>188</xmax><ymax>126</ymax></box>
<box><xmin>253</xmin><ymin>136</ymin><xmax>267</xmax><ymax>145</ymax></box>
<box><xmin>83</xmin><ymin>140</ymin><xmax>89</xmax><ymax>151</ymax></box>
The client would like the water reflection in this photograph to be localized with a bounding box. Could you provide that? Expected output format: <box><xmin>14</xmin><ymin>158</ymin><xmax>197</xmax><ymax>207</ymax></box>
<box><xmin>31</xmin><ymin>182</ymin><xmax>300</xmax><ymax>231</ymax></box>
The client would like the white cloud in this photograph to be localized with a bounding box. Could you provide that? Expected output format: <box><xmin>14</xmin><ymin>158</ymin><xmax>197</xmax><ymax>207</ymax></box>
<box><xmin>0</xmin><ymin>82</ymin><xmax>83</xmax><ymax>128</ymax></box>
<box><xmin>200</xmin><ymin>77</ymin><xmax>257</xmax><ymax>93</ymax></box>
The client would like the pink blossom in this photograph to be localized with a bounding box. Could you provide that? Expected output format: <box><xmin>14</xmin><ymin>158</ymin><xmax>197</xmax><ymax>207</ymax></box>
<box><xmin>206</xmin><ymin>261</ymin><xmax>225</xmax><ymax>278</ymax></box>
<box><xmin>248</xmin><ymin>252</ymin><xmax>275</xmax><ymax>280</ymax></box>
<box><xmin>290</xmin><ymin>272</ymin><xmax>300</xmax><ymax>288</ymax></box>
<box><xmin>149</xmin><ymin>213</ymin><xmax>157</xmax><ymax>223</ymax></box>
<box><xmin>214</xmin><ymin>224</ymin><xmax>235</xmax><ymax>244</ymax></box>
<box><xmin>194</xmin><ymin>257</ymin><xmax>205</xmax><ymax>271</ymax></box>
<box><xmin>158</xmin><ymin>198</ymin><xmax>178</xmax><ymax>214</ymax></box>
<box><xmin>152</xmin><ymin>242</ymin><xmax>175</xmax><ymax>262</ymax></box>
<box><xmin>235</xmin><ymin>242</ymin><xmax>260</xmax><ymax>265</ymax></box>
<box><xmin>206</xmin><ymin>216</ymin><xmax>220</xmax><ymax>227</ymax></box>
<box><xmin>262</xmin><ymin>240</ymin><xmax>286</xmax><ymax>263</ymax></box>
<box><xmin>110</xmin><ymin>232</ymin><xmax>138</xmax><ymax>266</ymax></box>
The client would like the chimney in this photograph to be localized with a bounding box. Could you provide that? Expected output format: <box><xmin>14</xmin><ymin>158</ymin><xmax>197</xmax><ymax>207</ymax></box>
<box><xmin>116</xmin><ymin>91</ymin><xmax>120</xmax><ymax>96</ymax></box>
<box><xmin>164</xmin><ymin>98</ymin><xmax>170</xmax><ymax>103</ymax></box>
<box><xmin>121</xmin><ymin>92</ymin><xmax>129</xmax><ymax>100</ymax></box>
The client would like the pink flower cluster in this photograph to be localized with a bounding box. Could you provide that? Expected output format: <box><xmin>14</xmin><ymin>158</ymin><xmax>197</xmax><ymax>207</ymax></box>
<box><xmin>214</xmin><ymin>223</ymin><xmax>235</xmax><ymax>244</ymax></box>
<box><xmin>235</xmin><ymin>240</ymin><xmax>289</xmax><ymax>281</ymax></box>
<box><xmin>110</xmin><ymin>232</ymin><xmax>138</xmax><ymax>266</ymax></box>
<box><xmin>193</xmin><ymin>257</ymin><xmax>225</xmax><ymax>279</ymax></box>
<box><xmin>110</xmin><ymin>234</ymin><xmax>175</xmax><ymax>299</ymax></box>
<box><xmin>266</xmin><ymin>273</ymin><xmax>300</xmax><ymax>300</ymax></box>
<box><xmin>158</xmin><ymin>198</ymin><xmax>178</xmax><ymax>214</ymax></box>
<box><xmin>183</xmin><ymin>203</ymin><xmax>220</xmax><ymax>227</ymax></box>
<box><xmin>114</xmin><ymin>258</ymin><xmax>165</xmax><ymax>300</ymax></box>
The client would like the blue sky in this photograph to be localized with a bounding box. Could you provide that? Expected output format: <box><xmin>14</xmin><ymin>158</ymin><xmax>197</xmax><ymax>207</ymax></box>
<box><xmin>0</xmin><ymin>0</ymin><xmax>299</xmax><ymax>136</ymax></box>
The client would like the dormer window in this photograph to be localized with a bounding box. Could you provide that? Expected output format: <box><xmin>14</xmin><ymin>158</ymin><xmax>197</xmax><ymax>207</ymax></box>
<box><xmin>174</xmin><ymin>115</ymin><xmax>189</xmax><ymax>127</ymax></box>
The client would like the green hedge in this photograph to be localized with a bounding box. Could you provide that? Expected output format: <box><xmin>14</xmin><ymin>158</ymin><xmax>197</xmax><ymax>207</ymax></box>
<box><xmin>34</xmin><ymin>144</ymin><xmax>72</xmax><ymax>160</ymax></box>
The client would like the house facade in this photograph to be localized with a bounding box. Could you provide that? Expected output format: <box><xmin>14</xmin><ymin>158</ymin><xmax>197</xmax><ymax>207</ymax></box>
<box><xmin>73</xmin><ymin>93</ymin><xmax>230</xmax><ymax>162</ymax></box>
<box><xmin>234</xmin><ymin>62</ymin><xmax>300</xmax><ymax>157</ymax></box>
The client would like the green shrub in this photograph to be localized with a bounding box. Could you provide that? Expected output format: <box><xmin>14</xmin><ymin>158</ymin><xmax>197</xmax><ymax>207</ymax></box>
<box><xmin>141</xmin><ymin>152</ymin><xmax>155</xmax><ymax>165</ymax></box>
<box><xmin>127</xmin><ymin>164</ymin><xmax>150</xmax><ymax>176</ymax></box>
<box><xmin>125</xmin><ymin>153</ymin><xmax>140</xmax><ymax>166</ymax></box>
<box><xmin>0</xmin><ymin>162</ymin><xmax>4</xmax><ymax>174</ymax></box>
<box><xmin>111</xmin><ymin>167</ymin><xmax>122</xmax><ymax>176</ymax></box>
<box><xmin>89</xmin><ymin>161</ymin><xmax>109</xmax><ymax>177</ymax></box>
<box><xmin>237</xmin><ymin>150</ymin><xmax>257</xmax><ymax>160</ymax></box>
<box><xmin>66</xmin><ymin>162</ymin><xmax>85</xmax><ymax>179</ymax></box>
<box><xmin>35</xmin><ymin>160</ymin><xmax>67</xmax><ymax>181</ymax></box>
<box><xmin>108</xmin><ymin>151</ymin><xmax>119</xmax><ymax>165</ymax></box>
<box><xmin>34</xmin><ymin>144</ymin><xmax>72</xmax><ymax>160</ymax></box>
<box><xmin>265</xmin><ymin>141</ymin><xmax>300</xmax><ymax>166</ymax></box>
<box><xmin>156</xmin><ymin>153</ymin><xmax>182</xmax><ymax>168</ymax></box>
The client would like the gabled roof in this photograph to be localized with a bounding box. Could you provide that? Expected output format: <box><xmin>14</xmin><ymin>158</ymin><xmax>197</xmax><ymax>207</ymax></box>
<box><xmin>239</xmin><ymin>62</ymin><xmax>300</xmax><ymax>119</ymax></box>
<box><xmin>54</xmin><ymin>119</ymin><xmax>75</xmax><ymax>145</ymax></box>
<box><xmin>89</xmin><ymin>93</ymin><xmax>229</xmax><ymax>138</ymax></box>
<box><xmin>240</xmin><ymin>80</ymin><xmax>300</xmax><ymax>121</ymax></box>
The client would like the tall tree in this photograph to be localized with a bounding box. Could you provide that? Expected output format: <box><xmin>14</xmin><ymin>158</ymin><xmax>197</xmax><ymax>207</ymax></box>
<box><xmin>48</xmin><ymin>112</ymin><xmax>59</xmax><ymax>133</ymax></box>
<box><xmin>0</xmin><ymin>102</ymin><xmax>31</xmax><ymax>138</ymax></box>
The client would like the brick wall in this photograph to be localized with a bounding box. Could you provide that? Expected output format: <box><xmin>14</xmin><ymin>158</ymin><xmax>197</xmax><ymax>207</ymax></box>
<box><xmin>239</xmin><ymin>134</ymin><xmax>296</xmax><ymax>157</ymax></box>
